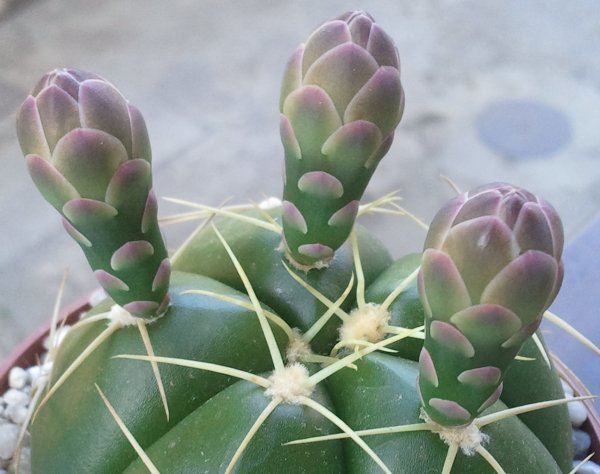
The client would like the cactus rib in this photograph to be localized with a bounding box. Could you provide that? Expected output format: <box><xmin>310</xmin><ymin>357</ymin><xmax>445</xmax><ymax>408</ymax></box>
<box><xmin>95</xmin><ymin>384</ymin><xmax>160</xmax><ymax>474</ymax></box>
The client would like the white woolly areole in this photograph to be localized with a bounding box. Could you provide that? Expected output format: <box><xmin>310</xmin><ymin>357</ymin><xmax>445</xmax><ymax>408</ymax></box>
<box><xmin>265</xmin><ymin>363</ymin><xmax>314</xmax><ymax>404</ymax></box>
<box><xmin>107</xmin><ymin>305</ymin><xmax>144</xmax><ymax>328</ymax></box>
<box><xmin>421</xmin><ymin>409</ymin><xmax>489</xmax><ymax>456</ymax></box>
<box><xmin>339</xmin><ymin>303</ymin><xmax>390</xmax><ymax>344</ymax></box>
<box><xmin>107</xmin><ymin>304</ymin><xmax>164</xmax><ymax>328</ymax></box>
<box><xmin>286</xmin><ymin>328</ymin><xmax>313</xmax><ymax>363</ymax></box>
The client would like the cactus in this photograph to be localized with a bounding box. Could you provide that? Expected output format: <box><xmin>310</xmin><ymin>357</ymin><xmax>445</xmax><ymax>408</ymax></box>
<box><xmin>16</xmin><ymin>69</ymin><xmax>170</xmax><ymax>319</ymax></box>
<box><xmin>280</xmin><ymin>11</ymin><xmax>404</xmax><ymax>270</ymax></box>
<box><xmin>418</xmin><ymin>183</ymin><xmax>564</xmax><ymax>427</ymax></box>
<box><xmin>13</xmin><ymin>10</ymin><xmax>596</xmax><ymax>474</ymax></box>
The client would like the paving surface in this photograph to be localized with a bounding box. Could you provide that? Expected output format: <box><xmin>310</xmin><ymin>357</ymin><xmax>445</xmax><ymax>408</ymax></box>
<box><xmin>0</xmin><ymin>1</ymin><xmax>599</xmax><ymax>392</ymax></box>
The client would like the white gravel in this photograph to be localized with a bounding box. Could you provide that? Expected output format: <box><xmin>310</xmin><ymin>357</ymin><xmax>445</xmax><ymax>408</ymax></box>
<box><xmin>568</xmin><ymin>394</ymin><xmax>591</xmax><ymax>429</ymax></box>
<box><xmin>0</xmin><ymin>326</ymin><xmax>69</xmax><ymax>473</ymax></box>
<box><xmin>0</xmin><ymin>370</ymin><xmax>33</xmax><ymax>473</ymax></box>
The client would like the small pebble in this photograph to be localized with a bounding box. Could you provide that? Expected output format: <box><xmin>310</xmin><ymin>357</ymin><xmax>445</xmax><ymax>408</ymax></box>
<box><xmin>572</xmin><ymin>429</ymin><xmax>592</xmax><ymax>459</ymax></box>
<box><xmin>562</xmin><ymin>379</ymin><xmax>575</xmax><ymax>397</ymax></box>
<box><xmin>29</xmin><ymin>364</ymin><xmax>51</xmax><ymax>392</ymax></box>
<box><xmin>40</xmin><ymin>362</ymin><xmax>52</xmax><ymax>376</ymax></box>
<box><xmin>2</xmin><ymin>390</ymin><xmax>28</xmax><ymax>409</ymax></box>
<box><xmin>0</xmin><ymin>336</ymin><xmax>65</xmax><ymax>471</ymax></box>
<box><xmin>573</xmin><ymin>460</ymin><xmax>600</xmax><ymax>474</ymax></box>
<box><xmin>26</xmin><ymin>366</ymin><xmax>39</xmax><ymax>383</ymax></box>
<box><xmin>8</xmin><ymin>368</ymin><xmax>28</xmax><ymax>391</ymax></box>
<box><xmin>5</xmin><ymin>404</ymin><xmax>28</xmax><ymax>425</ymax></box>
<box><xmin>567</xmin><ymin>395</ymin><xmax>589</xmax><ymax>428</ymax></box>
<box><xmin>0</xmin><ymin>423</ymin><xmax>19</xmax><ymax>460</ymax></box>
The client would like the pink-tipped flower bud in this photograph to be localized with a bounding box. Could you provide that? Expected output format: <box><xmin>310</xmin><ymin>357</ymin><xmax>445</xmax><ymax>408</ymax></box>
<box><xmin>418</xmin><ymin>182</ymin><xmax>564</xmax><ymax>426</ymax></box>
<box><xmin>280</xmin><ymin>11</ymin><xmax>405</xmax><ymax>268</ymax></box>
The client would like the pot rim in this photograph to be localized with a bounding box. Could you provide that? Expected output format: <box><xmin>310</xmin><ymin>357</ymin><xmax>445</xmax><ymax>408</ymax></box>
<box><xmin>0</xmin><ymin>296</ymin><xmax>91</xmax><ymax>394</ymax></box>
<box><xmin>552</xmin><ymin>354</ymin><xmax>600</xmax><ymax>465</ymax></box>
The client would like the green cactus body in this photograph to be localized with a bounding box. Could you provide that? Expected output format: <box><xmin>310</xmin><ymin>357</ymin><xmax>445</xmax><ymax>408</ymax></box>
<box><xmin>30</xmin><ymin>213</ymin><xmax>570</xmax><ymax>473</ymax></box>
<box><xmin>358</xmin><ymin>255</ymin><xmax>573</xmax><ymax>471</ymax></box>
<box><xmin>18</xmin><ymin>11</ymin><xmax>581</xmax><ymax>474</ymax></box>
<box><xmin>172</xmin><ymin>208</ymin><xmax>392</xmax><ymax>354</ymax></box>
<box><xmin>31</xmin><ymin>271</ymin><xmax>290</xmax><ymax>472</ymax></box>
<box><xmin>501</xmin><ymin>336</ymin><xmax>574</xmax><ymax>472</ymax></box>
<box><xmin>123</xmin><ymin>375</ymin><xmax>345</xmax><ymax>473</ymax></box>
<box><xmin>123</xmin><ymin>355</ymin><xmax>563</xmax><ymax>473</ymax></box>
<box><xmin>326</xmin><ymin>354</ymin><xmax>562</xmax><ymax>473</ymax></box>
<box><xmin>17</xmin><ymin>69</ymin><xmax>170</xmax><ymax>318</ymax></box>
<box><xmin>280</xmin><ymin>11</ymin><xmax>404</xmax><ymax>269</ymax></box>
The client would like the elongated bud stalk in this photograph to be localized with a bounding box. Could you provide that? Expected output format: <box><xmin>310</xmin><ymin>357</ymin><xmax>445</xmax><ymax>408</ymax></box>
<box><xmin>417</xmin><ymin>183</ymin><xmax>564</xmax><ymax>426</ymax></box>
<box><xmin>279</xmin><ymin>11</ymin><xmax>404</xmax><ymax>269</ymax></box>
<box><xmin>17</xmin><ymin>69</ymin><xmax>170</xmax><ymax>318</ymax></box>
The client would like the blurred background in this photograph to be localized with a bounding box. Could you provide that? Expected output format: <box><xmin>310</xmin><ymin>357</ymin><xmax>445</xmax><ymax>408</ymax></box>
<box><xmin>0</xmin><ymin>1</ymin><xmax>598</xmax><ymax>391</ymax></box>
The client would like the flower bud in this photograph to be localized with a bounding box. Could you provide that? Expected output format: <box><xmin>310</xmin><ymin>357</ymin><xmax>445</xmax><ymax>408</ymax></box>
<box><xmin>418</xmin><ymin>183</ymin><xmax>563</xmax><ymax>426</ymax></box>
<box><xmin>280</xmin><ymin>12</ymin><xmax>404</xmax><ymax>269</ymax></box>
<box><xmin>17</xmin><ymin>69</ymin><xmax>169</xmax><ymax>318</ymax></box>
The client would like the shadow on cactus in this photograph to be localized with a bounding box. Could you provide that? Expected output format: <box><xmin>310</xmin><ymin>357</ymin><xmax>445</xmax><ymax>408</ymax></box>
<box><xmin>13</xmin><ymin>10</ymin><xmax>598</xmax><ymax>474</ymax></box>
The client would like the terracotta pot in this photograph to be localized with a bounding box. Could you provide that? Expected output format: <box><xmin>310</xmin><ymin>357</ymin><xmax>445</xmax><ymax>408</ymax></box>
<box><xmin>1</xmin><ymin>303</ymin><xmax>598</xmax><ymax>466</ymax></box>
<box><xmin>0</xmin><ymin>297</ymin><xmax>90</xmax><ymax>394</ymax></box>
